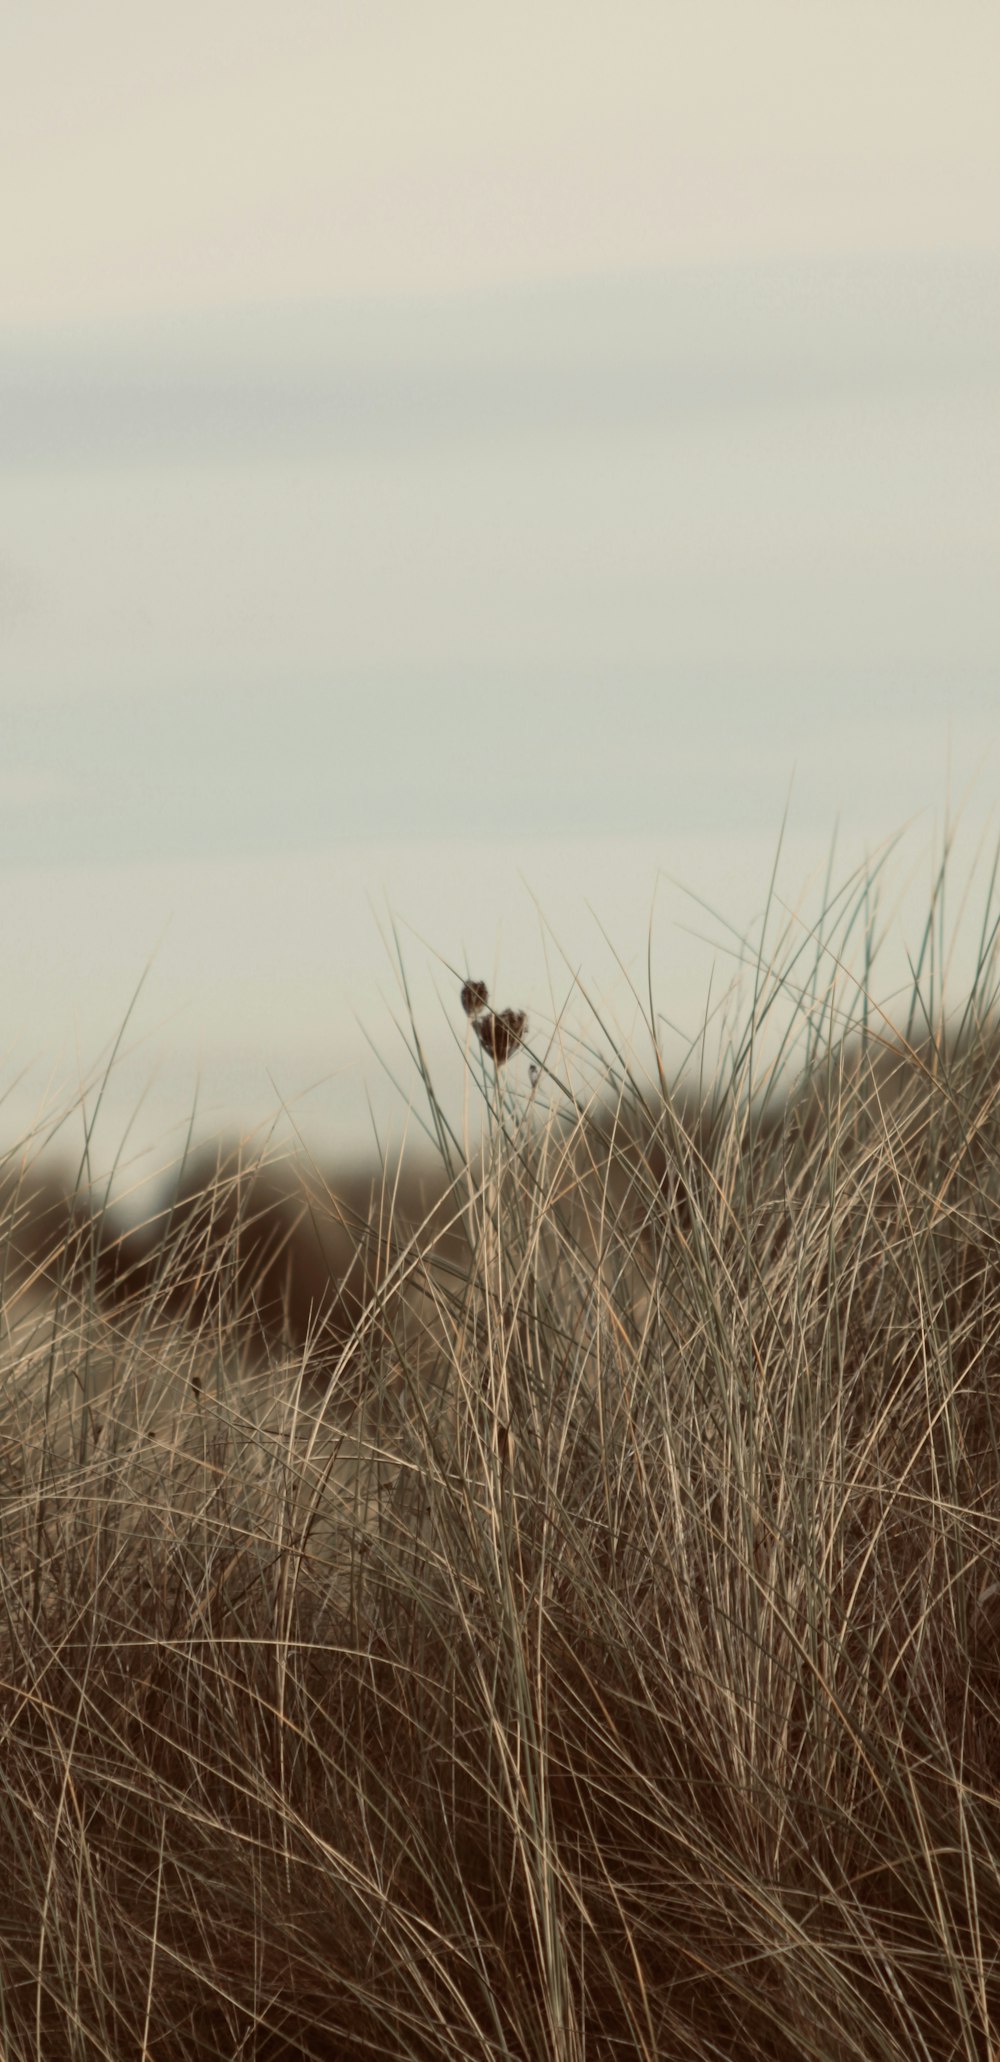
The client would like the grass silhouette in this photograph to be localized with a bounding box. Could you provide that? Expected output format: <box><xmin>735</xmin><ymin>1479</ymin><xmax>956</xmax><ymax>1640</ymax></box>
<box><xmin>2</xmin><ymin>847</ymin><xmax>1000</xmax><ymax>2058</ymax></box>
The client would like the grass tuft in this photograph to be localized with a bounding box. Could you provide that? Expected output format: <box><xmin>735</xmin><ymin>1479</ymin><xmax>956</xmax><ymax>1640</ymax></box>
<box><xmin>3</xmin><ymin>855</ymin><xmax>1000</xmax><ymax>2058</ymax></box>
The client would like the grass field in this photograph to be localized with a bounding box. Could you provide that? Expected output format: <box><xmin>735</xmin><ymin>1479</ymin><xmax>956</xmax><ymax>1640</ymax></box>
<box><xmin>3</xmin><ymin>855</ymin><xmax>1000</xmax><ymax>2060</ymax></box>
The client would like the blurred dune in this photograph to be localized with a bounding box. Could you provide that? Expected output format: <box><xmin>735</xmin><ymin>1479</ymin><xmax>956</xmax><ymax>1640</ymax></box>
<box><xmin>1</xmin><ymin>1140</ymin><xmax>470</xmax><ymax>1386</ymax></box>
<box><xmin>5</xmin><ymin>1018</ymin><xmax>1000</xmax><ymax>1393</ymax></box>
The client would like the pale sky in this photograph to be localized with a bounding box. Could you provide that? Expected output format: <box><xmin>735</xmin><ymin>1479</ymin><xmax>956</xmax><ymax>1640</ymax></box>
<box><xmin>4</xmin><ymin>2</ymin><xmax>1000</xmax><ymax>330</ymax></box>
<box><xmin>2</xmin><ymin>4</ymin><xmax>999</xmax><ymax>1190</ymax></box>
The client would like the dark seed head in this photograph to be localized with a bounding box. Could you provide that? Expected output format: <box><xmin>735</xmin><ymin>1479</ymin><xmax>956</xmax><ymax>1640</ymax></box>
<box><xmin>461</xmin><ymin>979</ymin><xmax>490</xmax><ymax>1019</ymax></box>
<box><xmin>476</xmin><ymin>1008</ymin><xmax>527</xmax><ymax>1064</ymax></box>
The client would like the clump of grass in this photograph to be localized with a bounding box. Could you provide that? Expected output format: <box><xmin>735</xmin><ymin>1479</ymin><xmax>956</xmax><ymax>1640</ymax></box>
<box><xmin>2</xmin><ymin>848</ymin><xmax>1000</xmax><ymax>2059</ymax></box>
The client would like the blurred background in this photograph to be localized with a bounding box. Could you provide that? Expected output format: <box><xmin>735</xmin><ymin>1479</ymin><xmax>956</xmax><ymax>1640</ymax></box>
<box><xmin>2</xmin><ymin>1</ymin><xmax>998</xmax><ymax>1199</ymax></box>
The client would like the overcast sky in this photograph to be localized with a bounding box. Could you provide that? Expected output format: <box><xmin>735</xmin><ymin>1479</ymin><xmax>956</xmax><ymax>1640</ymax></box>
<box><xmin>5</xmin><ymin>2</ymin><xmax>999</xmax><ymax>327</ymax></box>
<box><xmin>2</xmin><ymin>3</ymin><xmax>999</xmax><ymax>1186</ymax></box>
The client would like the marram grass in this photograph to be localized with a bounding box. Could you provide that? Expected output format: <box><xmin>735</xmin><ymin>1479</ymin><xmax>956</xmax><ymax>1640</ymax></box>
<box><xmin>2</xmin><ymin>867</ymin><xmax>1000</xmax><ymax>2060</ymax></box>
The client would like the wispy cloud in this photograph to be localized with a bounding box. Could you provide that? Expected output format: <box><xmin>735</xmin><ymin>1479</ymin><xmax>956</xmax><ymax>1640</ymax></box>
<box><xmin>3</xmin><ymin>255</ymin><xmax>997</xmax><ymax>469</ymax></box>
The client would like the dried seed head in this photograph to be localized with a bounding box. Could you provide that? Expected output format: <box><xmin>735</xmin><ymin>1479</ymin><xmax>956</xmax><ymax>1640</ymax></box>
<box><xmin>476</xmin><ymin>1007</ymin><xmax>527</xmax><ymax>1065</ymax></box>
<box><xmin>461</xmin><ymin>979</ymin><xmax>489</xmax><ymax>1019</ymax></box>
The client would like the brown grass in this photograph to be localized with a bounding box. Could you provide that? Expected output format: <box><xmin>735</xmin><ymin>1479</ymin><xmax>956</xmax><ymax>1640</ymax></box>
<box><xmin>2</xmin><ymin>881</ymin><xmax>1000</xmax><ymax>2059</ymax></box>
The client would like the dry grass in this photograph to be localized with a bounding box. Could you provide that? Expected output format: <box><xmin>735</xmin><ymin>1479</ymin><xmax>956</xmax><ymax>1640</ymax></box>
<box><xmin>3</xmin><ymin>868</ymin><xmax>1000</xmax><ymax>2060</ymax></box>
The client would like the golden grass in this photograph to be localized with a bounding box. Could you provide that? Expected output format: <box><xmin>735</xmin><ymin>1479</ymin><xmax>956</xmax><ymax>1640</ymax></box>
<box><xmin>2</xmin><ymin>871</ymin><xmax>1000</xmax><ymax>2059</ymax></box>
